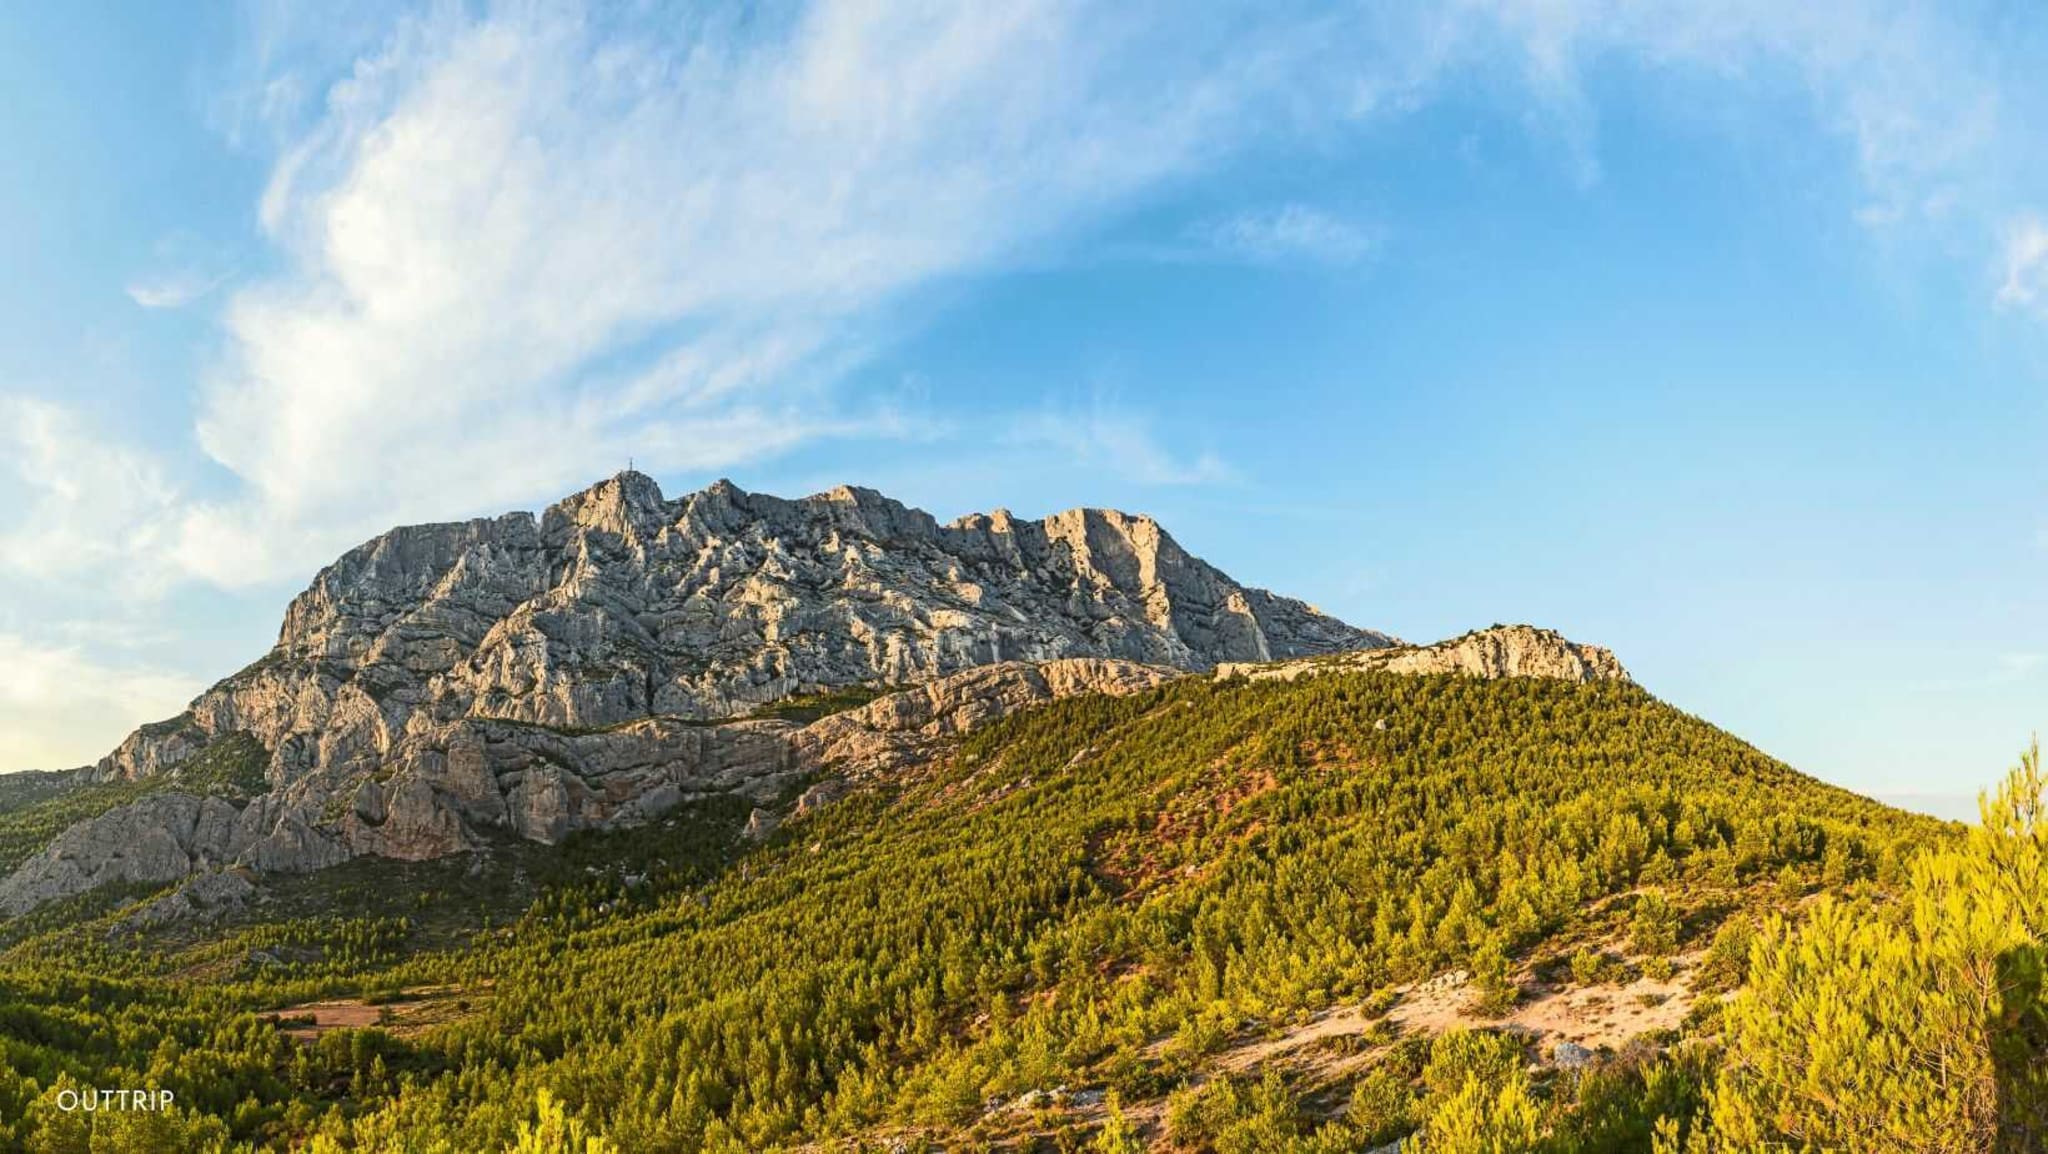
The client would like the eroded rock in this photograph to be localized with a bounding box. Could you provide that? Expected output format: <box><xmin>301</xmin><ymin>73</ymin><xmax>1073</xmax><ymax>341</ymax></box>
<box><xmin>93</xmin><ymin>473</ymin><xmax>1386</xmax><ymax>790</ymax></box>
<box><xmin>1215</xmin><ymin>624</ymin><xmax>1629</xmax><ymax>686</ymax></box>
<box><xmin>12</xmin><ymin>474</ymin><xmax>1548</xmax><ymax>918</ymax></box>
<box><xmin>0</xmin><ymin>794</ymin><xmax>248</xmax><ymax>917</ymax></box>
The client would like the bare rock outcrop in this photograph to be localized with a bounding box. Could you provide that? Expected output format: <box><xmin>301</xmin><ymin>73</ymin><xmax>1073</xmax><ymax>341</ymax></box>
<box><xmin>114</xmin><ymin>870</ymin><xmax>256</xmax><ymax>931</ymax></box>
<box><xmin>0</xmin><ymin>794</ymin><xmax>253</xmax><ymax>916</ymax></box>
<box><xmin>794</xmin><ymin>658</ymin><xmax>1178</xmax><ymax>777</ymax></box>
<box><xmin>17</xmin><ymin>477</ymin><xmax>1657</xmax><ymax>923</ymax></box>
<box><xmin>3</xmin><ymin>658</ymin><xmax>1177</xmax><ymax>915</ymax></box>
<box><xmin>1214</xmin><ymin>624</ymin><xmax>1629</xmax><ymax>685</ymax></box>
<box><xmin>92</xmin><ymin>473</ymin><xmax>1385</xmax><ymax>790</ymax></box>
<box><xmin>6</xmin><ymin>473</ymin><xmax>1383</xmax><ymax>915</ymax></box>
<box><xmin>0</xmin><ymin>626</ymin><xmax>1630</xmax><ymax>918</ymax></box>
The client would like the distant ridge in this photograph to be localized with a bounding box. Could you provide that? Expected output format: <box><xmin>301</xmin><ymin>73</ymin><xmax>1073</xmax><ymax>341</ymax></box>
<box><xmin>1217</xmin><ymin>624</ymin><xmax>1629</xmax><ymax>685</ymax></box>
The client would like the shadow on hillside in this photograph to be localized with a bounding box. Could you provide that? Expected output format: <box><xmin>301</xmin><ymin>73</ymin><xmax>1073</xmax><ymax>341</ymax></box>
<box><xmin>1994</xmin><ymin>944</ymin><xmax>2048</xmax><ymax>1152</ymax></box>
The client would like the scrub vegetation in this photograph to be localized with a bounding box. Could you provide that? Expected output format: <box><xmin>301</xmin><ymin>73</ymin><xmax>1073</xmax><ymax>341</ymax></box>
<box><xmin>1</xmin><ymin>672</ymin><xmax>2037</xmax><ymax>1151</ymax></box>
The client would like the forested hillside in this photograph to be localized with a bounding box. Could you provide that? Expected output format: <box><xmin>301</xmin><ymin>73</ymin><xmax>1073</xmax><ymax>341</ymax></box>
<box><xmin>3</xmin><ymin>669</ymin><xmax>2036</xmax><ymax>1151</ymax></box>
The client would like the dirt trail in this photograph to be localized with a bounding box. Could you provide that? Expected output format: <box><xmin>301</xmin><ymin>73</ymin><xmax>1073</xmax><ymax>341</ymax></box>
<box><xmin>1216</xmin><ymin>1004</ymin><xmax>1377</xmax><ymax>1075</ymax></box>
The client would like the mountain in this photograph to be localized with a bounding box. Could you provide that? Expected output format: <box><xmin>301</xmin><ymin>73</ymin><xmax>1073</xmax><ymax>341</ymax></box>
<box><xmin>6</xmin><ymin>475</ymin><xmax>1986</xmax><ymax>1151</ymax></box>
<box><xmin>96</xmin><ymin>472</ymin><xmax>1386</xmax><ymax>786</ymax></box>
<box><xmin>1</xmin><ymin>474</ymin><xmax>1390</xmax><ymax>915</ymax></box>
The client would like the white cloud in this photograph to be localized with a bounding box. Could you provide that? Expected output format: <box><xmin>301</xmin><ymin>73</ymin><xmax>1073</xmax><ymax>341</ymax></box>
<box><xmin>1998</xmin><ymin>216</ymin><xmax>2048</xmax><ymax>312</ymax></box>
<box><xmin>0</xmin><ymin>398</ymin><xmax>182</xmax><ymax>593</ymax></box>
<box><xmin>161</xmin><ymin>3</ymin><xmax>2048</xmax><ymax>566</ymax></box>
<box><xmin>1450</xmin><ymin>0</ymin><xmax>2026</xmax><ymax>293</ymax></box>
<box><xmin>0</xmin><ymin>632</ymin><xmax>200</xmax><ymax>771</ymax></box>
<box><xmin>124</xmin><ymin>232</ymin><xmax>238</xmax><ymax>310</ymax></box>
<box><xmin>177</xmin><ymin>1</ymin><xmax>1371</xmax><ymax>584</ymax></box>
<box><xmin>1193</xmin><ymin>204</ymin><xmax>1376</xmax><ymax>266</ymax></box>
<box><xmin>1009</xmin><ymin>402</ymin><xmax>1234</xmax><ymax>486</ymax></box>
<box><xmin>12</xmin><ymin>0</ymin><xmax>2048</xmax><ymax>772</ymax></box>
<box><xmin>1451</xmin><ymin>1</ymin><xmax>2003</xmax><ymax>209</ymax></box>
<box><xmin>5</xmin><ymin>0</ymin><xmax>2042</xmax><ymax>602</ymax></box>
<box><xmin>127</xmin><ymin>271</ymin><xmax>230</xmax><ymax>311</ymax></box>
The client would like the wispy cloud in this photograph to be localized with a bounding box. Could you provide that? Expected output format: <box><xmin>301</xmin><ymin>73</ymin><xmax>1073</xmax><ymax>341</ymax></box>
<box><xmin>1998</xmin><ymin>216</ymin><xmax>2048</xmax><ymax>313</ymax></box>
<box><xmin>124</xmin><ymin>232</ymin><xmax>237</xmax><ymax>310</ymax></box>
<box><xmin>1008</xmin><ymin>402</ymin><xmax>1234</xmax><ymax>486</ymax></box>
<box><xmin>5</xmin><ymin>0</ymin><xmax>2048</xmax><ymax>777</ymax></box>
<box><xmin>0</xmin><ymin>398</ymin><xmax>182</xmax><ymax>594</ymax></box>
<box><xmin>8</xmin><ymin>0</ymin><xmax>2046</xmax><ymax>601</ymax></box>
<box><xmin>1454</xmin><ymin>0</ymin><xmax>2024</xmax><ymax>297</ymax></box>
<box><xmin>1191</xmin><ymin>204</ymin><xmax>1376</xmax><ymax>266</ymax></box>
<box><xmin>126</xmin><ymin>271</ymin><xmax>230</xmax><ymax>311</ymax></box>
<box><xmin>0</xmin><ymin>631</ymin><xmax>200</xmax><ymax>771</ymax></box>
<box><xmin>169</xmin><ymin>1</ymin><xmax>1381</xmax><ymax>585</ymax></box>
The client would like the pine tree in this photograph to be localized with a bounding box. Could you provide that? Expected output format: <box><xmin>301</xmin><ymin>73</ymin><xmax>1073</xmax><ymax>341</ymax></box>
<box><xmin>513</xmin><ymin>1089</ymin><xmax>620</xmax><ymax>1154</ymax></box>
<box><xmin>1697</xmin><ymin>742</ymin><xmax>2048</xmax><ymax>1151</ymax></box>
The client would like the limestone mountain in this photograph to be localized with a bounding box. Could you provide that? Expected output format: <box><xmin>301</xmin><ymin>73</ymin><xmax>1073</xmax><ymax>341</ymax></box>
<box><xmin>93</xmin><ymin>472</ymin><xmax>1385</xmax><ymax>786</ymax></box>
<box><xmin>2</xmin><ymin>474</ymin><xmax>1390</xmax><ymax>914</ymax></box>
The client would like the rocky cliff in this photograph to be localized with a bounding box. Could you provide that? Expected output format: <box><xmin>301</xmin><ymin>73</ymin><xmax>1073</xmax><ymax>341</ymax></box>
<box><xmin>3</xmin><ymin>475</ymin><xmax>1389</xmax><ymax>916</ymax></box>
<box><xmin>0</xmin><ymin>622</ymin><xmax>1625</xmax><ymax>919</ymax></box>
<box><xmin>0</xmin><ymin>658</ymin><xmax>1173</xmax><ymax>916</ymax></box>
<box><xmin>0</xmin><ymin>472</ymin><xmax>1637</xmax><ymax>921</ymax></box>
<box><xmin>93</xmin><ymin>472</ymin><xmax>1385</xmax><ymax>788</ymax></box>
<box><xmin>1214</xmin><ymin>624</ymin><xmax>1630</xmax><ymax>684</ymax></box>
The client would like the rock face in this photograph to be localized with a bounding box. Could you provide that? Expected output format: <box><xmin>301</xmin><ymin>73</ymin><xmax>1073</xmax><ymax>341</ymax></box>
<box><xmin>1214</xmin><ymin>624</ymin><xmax>1630</xmax><ymax>685</ymax></box>
<box><xmin>5</xmin><ymin>475</ymin><xmax>1387</xmax><ymax>917</ymax></box>
<box><xmin>93</xmin><ymin>473</ymin><xmax>1385</xmax><ymax>788</ymax></box>
<box><xmin>0</xmin><ymin>657</ymin><xmax>1175</xmax><ymax>915</ymax></box>
<box><xmin>1</xmin><ymin>472</ymin><xmax>1631</xmax><ymax>922</ymax></box>
<box><xmin>0</xmin><ymin>793</ymin><xmax>250</xmax><ymax>916</ymax></box>
<box><xmin>114</xmin><ymin>870</ymin><xmax>256</xmax><ymax>932</ymax></box>
<box><xmin>792</xmin><ymin>658</ymin><xmax>1180</xmax><ymax>778</ymax></box>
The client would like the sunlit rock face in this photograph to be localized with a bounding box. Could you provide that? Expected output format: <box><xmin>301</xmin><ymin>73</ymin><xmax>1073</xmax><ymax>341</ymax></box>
<box><xmin>1215</xmin><ymin>624</ymin><xmax>1631</xmax><ymax>686</ymax></box>
<box><xmin>2</xmin><ymin>475</ymin><xmax>1390</xmax><ymax>914</ymax></box>
<box><xmin>95</xmin><ymin>473</ymin><xmax>1386</xmax><ymax>791</ymax></box>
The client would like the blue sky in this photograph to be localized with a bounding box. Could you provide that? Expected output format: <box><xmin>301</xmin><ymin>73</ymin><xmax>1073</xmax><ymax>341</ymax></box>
<box><xmin>4</xmin><ymin>1</ymin><xmax>2048</xmax><ymax>817</ymax></box>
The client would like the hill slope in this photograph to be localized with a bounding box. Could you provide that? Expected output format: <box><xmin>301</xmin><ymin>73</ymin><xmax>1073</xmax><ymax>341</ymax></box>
<box><xmin>0</xmin><ymin>665</ymin><xmax>1940</xmax><ymax>1150</ymax></box>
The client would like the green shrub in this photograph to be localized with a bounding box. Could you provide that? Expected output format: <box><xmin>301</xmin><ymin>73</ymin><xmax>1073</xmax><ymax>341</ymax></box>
<box><xmin>1630</xmin><ymin>890</ymin><xmax>1680</xmax><ymax>956</ymax></box>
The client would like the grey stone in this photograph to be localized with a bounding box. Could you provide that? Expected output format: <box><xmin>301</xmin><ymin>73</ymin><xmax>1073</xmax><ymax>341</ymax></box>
<box><xmin>1214</xmin><ymin>624</ymin><xmax>1630</xmax><ymax>685</ymax></box>
<box><xmin>113</xmin><ymin>869</ymin><xmax>256</xmax><ymax>931</ymax></box>
<box><xmin>1551</xmin><ymin>1041</ymin><xmax>1595</xmax><ymax>1069</ymax></box>
<box><xmin>15</xmin><ymin>478</ymin><xmax>1652</xmax><ymax>919</ymax></box>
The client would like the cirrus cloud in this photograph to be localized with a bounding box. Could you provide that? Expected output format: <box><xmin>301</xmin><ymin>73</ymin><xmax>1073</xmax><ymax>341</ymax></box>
<box><xmin>178</xmin><ymin>0</ymin><xmax>1377</xmax><ymax>585</ymax></box>
<box><xmin>1193</xmin><ymin>204</ymin><xmax>1377</xmax><ymax>266</ymax></box>
<box><xmin>1998</xmin><ymin>216</ymin><xmax>2048</xmax><ymax>313</ymax></box>
<box><xmin>18</xmin><ymin>0</ymin><xmax>2048</xmax><ymax>599</ymax></box>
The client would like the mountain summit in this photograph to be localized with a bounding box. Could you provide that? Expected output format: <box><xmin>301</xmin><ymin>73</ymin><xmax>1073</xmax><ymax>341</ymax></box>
<box><xmin>101</xmin><ymin>472</ymin><xmax>1388</xmax><ymax>786</ymax></box>
<box><xmin>1</xmin><ymin>475</ymin><xmax>1395</xmax><ymax>914</ymax></box>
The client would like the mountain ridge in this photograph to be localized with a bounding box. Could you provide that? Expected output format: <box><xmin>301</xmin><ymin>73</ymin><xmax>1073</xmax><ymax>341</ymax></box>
<box><xmin>4</xmin><ymin>474</ymin><xmax>1409</xmax><ymax>916</ymax></box>
<box><xmin>94</xmin><ymin>472</ymin><xmax>1388</xmax><ymax>787</ymax></box>
<box><xmin>0</xmin><ymin>477</ymin><xmax>1950</xmax><ymax>1150</ymax></box>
